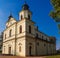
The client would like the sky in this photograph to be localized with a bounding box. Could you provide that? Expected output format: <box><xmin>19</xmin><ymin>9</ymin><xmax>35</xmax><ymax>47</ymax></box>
<box><xmin>0</xmin><ymin>0</ymin><xmax>60</xmax><ymax>50</ymax></box>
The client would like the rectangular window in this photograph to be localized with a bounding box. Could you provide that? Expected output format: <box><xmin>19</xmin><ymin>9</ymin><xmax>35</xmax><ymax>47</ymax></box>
<box><xmin>19</xmin><ymin>46</ymin><xmax>21</xmax><ymax>52</ymax></box>
<box><xmin>9</xmin><ymin>29</ymin><xmax>12</xmax><ymax>37</ymax></box>
<box><xmin>4</xmin><ymin>46</ymin><xmax>5</xmax><ymax>53</ymax></box>
<box><xmin>29</xmin><ymin>25</ymin><xmax>31</xmax><ymax>33</ymax></box>
<box><xmin>20</xmin><ymin>25</ymin><xmax>22</xmax><ymax>33</ymax></box>
<box><xmin>28</xmin><ymin>15</ymin><xmax>30</xmax><ymax>20</ymax></box>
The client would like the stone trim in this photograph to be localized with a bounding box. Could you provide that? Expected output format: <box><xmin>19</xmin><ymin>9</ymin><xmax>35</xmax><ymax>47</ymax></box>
<box><xmin>3</xmin><ymin>38</ymin><xmax>15</xmax><ymax>43</ymax></box>
<box><xmin>4</xmin><ymin>22</ymin><xmax>17</xmax><ymax>32</ymax></box>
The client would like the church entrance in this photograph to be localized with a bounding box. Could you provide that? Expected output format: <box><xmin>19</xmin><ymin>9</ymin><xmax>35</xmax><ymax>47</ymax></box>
<box><xmin>29</xmin><ymin>46</ymin><xmax>32</xmax><ymax>56</ymax></box>
<box><xmin>8</xmin><ymin>47</ymin><xmax>11</xmax><ymax>55</ymax></box>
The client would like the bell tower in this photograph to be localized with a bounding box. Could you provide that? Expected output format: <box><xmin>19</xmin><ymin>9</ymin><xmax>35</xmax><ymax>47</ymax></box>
<box><xmin>19</xmin><ymin>2</ymin><xmax>32</xmax><ymax>20</ymax></box>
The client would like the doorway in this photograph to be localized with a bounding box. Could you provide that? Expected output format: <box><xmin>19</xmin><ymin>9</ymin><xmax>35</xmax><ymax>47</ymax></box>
<box><xmin>8</xmin><ymin>47</ymin><xmax>11</xmax><ymax>54</ymax></box>
<box><xmin>29</xmin><ymin>46</ymin><xmax>32</xmax><ymax>56</ymax></box>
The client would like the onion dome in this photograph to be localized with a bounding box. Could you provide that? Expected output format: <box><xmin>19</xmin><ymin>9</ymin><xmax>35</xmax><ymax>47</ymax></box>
<box><xmin>8</xmin><ymin>14</ymin><xmax>13</xmax><ymax>19</ymax></box>
<box><xmin>22</xmin><ymin>2</ymin><xmax>29</xmax><ymax>10</ymax></box>
<box><xmin>7</xmin><ymin>13</ymin><xmax>13</xmax><ymax>22</ymax></box>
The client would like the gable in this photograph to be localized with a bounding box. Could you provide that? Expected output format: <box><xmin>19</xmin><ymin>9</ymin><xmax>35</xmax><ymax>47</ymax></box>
<box><xmin>6</xmin><ymin>18</ymin><xmax>16</xmax><ymax>28</ymax></box>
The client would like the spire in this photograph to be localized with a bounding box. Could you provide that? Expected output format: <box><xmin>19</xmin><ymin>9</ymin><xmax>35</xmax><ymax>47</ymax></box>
<box><xmin>7</xmin><ymin>12</ymin><xmax>13</xmax><ymax>22</ymax></box>
<box><xmin>8</xmin><ymin>12</ymin><xmax>13</xmax><ymax>19</ymax></box>
<box><xmin>24</xmin><ymin>1</ymin><xmax>26</xmax><ymax>4</ymax></box>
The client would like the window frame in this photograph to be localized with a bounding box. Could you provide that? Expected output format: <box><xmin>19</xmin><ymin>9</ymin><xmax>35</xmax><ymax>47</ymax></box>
<box><xmin>19</xmin><ymin>46</ymin><xmax>21</xmax><ymax>52</ymax></box>
<box><xmin>21</xmin><ymin>15</ymin><xmax>23</xmax><ymax>20</ymax></box>
<box><xmin>19</xmin><ymin>25</ymin><xmax>22</xmax><ymax>33</ymax></box>
<box><xmin>29</xmin><ymin>25</ymin><xmax>31</xmax><ymax>33</ymax></box>
<box><xmin>28</xmin><ymin>15</ymin><xmax>30</xmax><ymax>20</ymax></box>
<box><xmin>9</xmin><ymin>29</ymin><xmax>12</xmax><ymax>37</ymax></box>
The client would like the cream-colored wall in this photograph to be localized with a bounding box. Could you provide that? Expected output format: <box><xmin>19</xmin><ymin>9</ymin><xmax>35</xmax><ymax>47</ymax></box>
<box><xmin>47</xmin><ymin>43</ymin><xmax>56</xmax><ymax>55</ymax></box>
<box><xmin>16</xmin><ymin>37</ymin><xmax>26</xmax><ymax>57</ymax></box>
<box><xmin>3</xmin><ymin>10</ymin><xmax>56</xmax><ymax>56</ymax></box>
<box><xmin>3</xmin><ymin>19</ymin><xmax>27</xmax><ymax>56</ymax></box>
<box><xmin>3</xmin><ymin>22</ymin><xmax>16</xmax><ymax>55</ymax></box>
<box><xmin>26</xmin><ymin>37</ymin><xmax>50</xmax><ymax>56</ymax></box>
<box><xmin>47</xmin><ymin>43</ymin><xmax>52</xmax><ymax>55</ymax></box>
<box><xmin>6</xmin><ymin>18</ymin><xmax>16</xmax><ymax>28</ymax></box>
<box><xmin>2</xmin><ymin>40</ymin><xmax>15</xmax><ymax>55</ymax></box>
<box><xmin>19</xmin><ymin>10</ymin><xmax>32</xmax><ymax>20</ymax></box>
<box><xmin>19</xmin><ymin>11</ymin><xmax>24</xmax><ymax>20</ymax></box>
<box><xmin>3</xmin><ymin>23</ymin><xmax>16</xmax><ymax>42</ymax></box>
<box><xmin>51</xmin><ymin>44</ymin><xmax>56</xmax><ymax>54</ymax></box>
<box><xmin>17</xmin><ymin>19</ymin><xmax>26</xmax><ymax>37</ymax></box>
<box><xmin>26</xmin><ymin>37</ymin><xmax>36</xmax><ymax>56</ymax></box>
<box><xmin>36</xmin><ymin>40</ymin><xmax>48</xmax><ymax>55</ymax></box>
<box><xmin>26</xmin><ymin>20</ymin><xmax>35</xmax><ymax>36</ymax></box>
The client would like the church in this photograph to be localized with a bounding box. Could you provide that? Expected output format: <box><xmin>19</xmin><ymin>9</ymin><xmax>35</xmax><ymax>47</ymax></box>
<box><xmin>2</xmin><ymin>3</ymin><xmax>56</xmax><ymax>57</ymax></box>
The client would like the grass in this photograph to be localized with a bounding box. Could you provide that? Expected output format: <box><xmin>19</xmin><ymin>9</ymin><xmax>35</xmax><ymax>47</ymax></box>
<box><xmin>46</xmin><ymin>55</ymin><xmax>60</xmax><ymax>58</ymax></box>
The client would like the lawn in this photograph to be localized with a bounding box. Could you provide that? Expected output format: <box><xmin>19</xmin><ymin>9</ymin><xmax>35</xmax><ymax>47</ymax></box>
<box><xmin>46</xmin><ymin>55</ymin><xmax>60</xmax><ymax>58</ymax></box>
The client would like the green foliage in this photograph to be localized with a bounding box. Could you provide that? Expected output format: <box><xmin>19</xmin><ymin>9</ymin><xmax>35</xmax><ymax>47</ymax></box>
<box><xmin>50</xmin><ymin>0</ymin><xmax>60</xmax><ymax>31</ymax></box>
<box><xmin>50</xmin><ymin>11</ymin><xmax>56</xmax><ymax>19</ymax></box>
<box><xmin>51</xmin><ymin>0</ymin><xmax>60</xmax><ymax>9</ymax></box>
<box><xmin>50</xmin><ymin>0</ymin><xmax>60</xmax><ymax>22</ymax></box>
<box><xmin>58</xmin><ymin>24</ymin><xmax>60</xmax><ymax>29</ymax></box>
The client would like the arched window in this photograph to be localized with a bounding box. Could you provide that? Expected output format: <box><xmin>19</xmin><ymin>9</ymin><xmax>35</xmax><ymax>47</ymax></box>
<box><xmin>9</xmin><ymin>47</ymin><xmax>11</xmax><ymax>54</ymax></box>
<box><xmin>28</xmin><ymin>15</ymin><xmax>30</xmax><ymax>20</ymax></box>
<box><xmin>20</xmin><ymin>25</ymin><xmax>22</xmax><ymax>33</ymax></box>
<box><xmin>9</xmin><ymin>29</ymin><xmax>12</xmax><ymax>37</ymax></box>
<box><xmin>21</xmin><ymin>15</ymin><xmax>23</xmax><ymax>20</ymax></box>
<box><xmin>29</xmin><ymin>25</ymin><xmax>31</xmax><ymax>33</ymax></box>
<box><xmin>4</xmin><ymin>46</ymin><xmax>5</xmax><ymax>53</ymax></box>
<box><xmin>29</xmin><ymin>46</ymin><xmax>32</xmax><ymax>56</ymax></box>
<box><xmin>19</xmin><ymin>46</ymin><xmax>21</xmax><ymax>52</ymax></box>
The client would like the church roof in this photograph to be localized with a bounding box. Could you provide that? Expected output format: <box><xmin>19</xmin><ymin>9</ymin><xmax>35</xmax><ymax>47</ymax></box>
<box><xmin>7</xmin><ymin>14</ymin><xmax>13</xmax><ymax>22</ymax></box>
<box><xmin>22</xmin><ymin>2</ymin><xmax>29</xmax><ymax>10</ymax></box>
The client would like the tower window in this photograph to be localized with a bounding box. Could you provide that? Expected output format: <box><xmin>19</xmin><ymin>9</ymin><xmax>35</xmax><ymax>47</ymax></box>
<box><xmin>29</xmin><ymin>25</ymin><xmax>31</xmax><ymax>33</ymax></box>
<box><xmin>20</xmin><ymin>25</ymin><xmax>22</xmax><ymax>33</ymax></box>
<box><xmin>9</xmin><ymin>29</ymin><xmax>12</xmax><ymax>37</ymax></box>
<box><xmin>21</xmin><ymin>15</ymin><xmax>23</xmax><ymax>20</ymax></box>
<box><xmin>28</xmin><ymin>15</ymin><xmax>30</xmax><ymax>19</ymax></box>
<box><xmin>19</xmin><ymin>46</ymin><xmax>21</xmax><ymax>52</ymax></box>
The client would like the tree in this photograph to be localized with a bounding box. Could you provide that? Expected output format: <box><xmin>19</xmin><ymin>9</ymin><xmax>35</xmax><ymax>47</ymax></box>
<box><xmin>57</xmin><ymin>49</ymin><xmax>60</xmax><ymax>54</ymax></box>
<box><xmin>50</xmin><ymin>0</ymin><xmax>60</xmax><ymax>33</ymax></box>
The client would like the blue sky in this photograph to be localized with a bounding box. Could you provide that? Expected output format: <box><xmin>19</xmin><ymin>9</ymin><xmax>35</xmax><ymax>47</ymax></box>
<box><xmin>0</xmin><ymin>0</ymin><xmax>60</xmax><ymax>49</ymax></box>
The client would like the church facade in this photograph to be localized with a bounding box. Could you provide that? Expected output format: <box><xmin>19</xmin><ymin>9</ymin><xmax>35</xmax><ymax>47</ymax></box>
<box><xmin>2</xmin><ymin>3</ymin><xmax>56</xmax><ymax>57</ymax></box>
